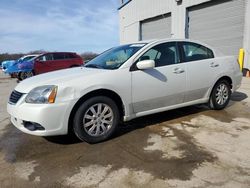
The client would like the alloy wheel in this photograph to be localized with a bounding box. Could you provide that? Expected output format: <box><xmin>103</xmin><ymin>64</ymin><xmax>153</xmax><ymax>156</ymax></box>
<box><xmin>215</xmin><ymin>83</ymin><xmax>229</xmax><ymax>105</ymax></box>
<box><xmin>83</xmin><ymin>103</ymin><xmax>113</xmax><ymax>137</ymax></box>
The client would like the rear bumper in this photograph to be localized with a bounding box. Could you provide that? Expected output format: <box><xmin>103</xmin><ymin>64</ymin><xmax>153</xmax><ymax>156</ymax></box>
<box><xmin>233</xmin><ymin>72</ymin><xmax>243</xmax><ymax>92</ymax></box>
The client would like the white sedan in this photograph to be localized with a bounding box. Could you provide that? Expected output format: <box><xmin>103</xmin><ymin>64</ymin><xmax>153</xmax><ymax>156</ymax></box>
<box><xmin>7</xmin><ymin>39</ymin><xmax>242</xmax><ymax>143</ymax></box>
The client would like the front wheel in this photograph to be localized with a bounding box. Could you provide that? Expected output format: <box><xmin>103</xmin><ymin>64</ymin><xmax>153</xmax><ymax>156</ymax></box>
<box><xmin>73</xmin><ymin>96</ymin><xmax>120</xmax><ymax>144</ymax></box>
<box><xmin>209</xmin><ymin>80</ymin><xmax>231</xmax><ymax>110</ymax></box>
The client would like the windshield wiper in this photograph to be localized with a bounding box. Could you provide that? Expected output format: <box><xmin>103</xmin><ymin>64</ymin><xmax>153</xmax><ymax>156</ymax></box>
<box><xmin>84</xmin><ymin>64</ymin><xmax>103</xmax><ymax>69</ymax></box>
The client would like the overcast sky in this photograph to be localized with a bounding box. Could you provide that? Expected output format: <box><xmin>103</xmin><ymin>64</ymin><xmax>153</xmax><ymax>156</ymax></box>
<box><xmin>0</xmin><ymin>0</ymin><xmax>120</xmax><ymax>54</ymax></box>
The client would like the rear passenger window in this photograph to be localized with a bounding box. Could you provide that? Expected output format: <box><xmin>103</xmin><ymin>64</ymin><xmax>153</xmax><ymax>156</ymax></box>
<box><xmin>181</xmin><ymin>42</ymin><xmax>214</xmax><ymax>62</ymax></box>
<box><xmin>65</xmin><ymin>53</ymin><xmax>76</xmax><ymax>59</ymax></box>
<box><xmin>138</xmin><ymin>42</ymin><xmax>179</xmax><ymax>67</ymax></box>
<box><xmin>53</xmin><ymin>53</ymin><xmax>65</xmax><ymax>60</ymax></box>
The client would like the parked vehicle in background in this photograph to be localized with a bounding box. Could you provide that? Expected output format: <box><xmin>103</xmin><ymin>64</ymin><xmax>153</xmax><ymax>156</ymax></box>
<box><xmin>1</xmin><ymin>60</ymin><xmax>15</xmax><ymax>77</ymax></box>
<box><xmin>5</xmin><ymin>52</ymin><xmax>83</xmax><ymax>80</ymax></box>
<box><xmin>2</xmin><ymin>55</ymin><xmax>39</xmax><ymax>78</ymax></box>
<box><xmin>1</xmin><ymin>60</ymin><xmax>15</xmax><ymax>70</ymax></box>
<box><xmin>7</xmin><ymin>39</ymin><xmax>242</xmax><ymax>143</ymax></box>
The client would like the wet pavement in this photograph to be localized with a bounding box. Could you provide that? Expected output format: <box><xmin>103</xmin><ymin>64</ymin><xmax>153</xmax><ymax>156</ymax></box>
<box><xmin>0</xmin><ymin>71</ymin><xmax>250</xmax><ymax>188</ymax></box>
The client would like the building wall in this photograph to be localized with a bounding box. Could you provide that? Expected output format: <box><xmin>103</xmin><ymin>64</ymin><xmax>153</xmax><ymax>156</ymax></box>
<box><xmin>243</xmin><ymin>0</ymin><xmax>250</xmax><ymax>69</ymax></box>
<box><xmin>119</xmin><ymin>0</ymin><xmax>250</xmax><ymax>69</ymax></box>
<box><xmin>119</xmin><ymin>0</ymin><xmax>210</xmax><ymax>43</ymax></box>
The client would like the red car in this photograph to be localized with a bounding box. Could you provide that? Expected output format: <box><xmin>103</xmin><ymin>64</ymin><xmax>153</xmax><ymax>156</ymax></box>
<box><xmin>17</xmin><ymin>52</ymin><xmax>83</xmax><ymax>80</ymax></box>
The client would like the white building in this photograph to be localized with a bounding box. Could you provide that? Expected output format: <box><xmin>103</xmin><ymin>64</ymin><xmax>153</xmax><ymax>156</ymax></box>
<box><xmin>119</xmin><ymin>0</ymin><xmax>250</xmax><ymax>69</ymax></box>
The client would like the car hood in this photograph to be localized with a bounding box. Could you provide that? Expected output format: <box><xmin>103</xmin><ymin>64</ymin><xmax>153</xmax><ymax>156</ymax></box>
<box><xmin>15</xmin><ymin>67</ymin><xmax>109</xmax><ymax>93</ymax></box>
<box><xmin>2</xmin><ymin>60</ymin><xmax>15</xmax><ymax>67</ymax></box>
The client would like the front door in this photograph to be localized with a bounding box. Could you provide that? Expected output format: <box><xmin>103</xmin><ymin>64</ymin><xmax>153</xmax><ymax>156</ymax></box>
<box><xmin>34</xmin><ymin>54</ymin><xmax>54</xmax><ymax>74</ymax></box>
<box><xmin>131</xmin><ymin>42</ymin><xmax>187</xmax><ymax>114</ymax></box>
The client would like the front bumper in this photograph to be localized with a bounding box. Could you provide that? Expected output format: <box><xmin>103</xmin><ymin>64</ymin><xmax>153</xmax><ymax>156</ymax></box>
<box><xmin>7</xmin><ymin>94</ymin><xmax>77</xmax><ymax>136</ymax></box>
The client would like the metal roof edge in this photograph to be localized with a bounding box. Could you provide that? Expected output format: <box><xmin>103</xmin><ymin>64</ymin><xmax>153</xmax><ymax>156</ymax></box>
<box><xmin>118</xmin><ymin>0</ymin><xmax>132</xmax><ymax>10</ymax></box>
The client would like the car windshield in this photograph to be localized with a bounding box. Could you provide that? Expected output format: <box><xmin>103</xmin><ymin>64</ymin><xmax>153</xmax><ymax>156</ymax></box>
<box><xmin>18</xmin><ymin>56</ymin><xmax>37</xmax><ymax>62</ymax></box>
<box><xmin>26</xmin><ymin>56</ymin><xmax>38</xmax><ymax>62</ymax></box>
<box><xmin>84</xmin><ymin>43</ymin><xmax>147</xmax><ymax>70</ymax></box>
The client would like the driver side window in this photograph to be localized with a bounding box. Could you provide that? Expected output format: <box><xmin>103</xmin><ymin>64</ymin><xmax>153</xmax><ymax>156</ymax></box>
<box><xmin>138</xmin><ymin>42</ymin><xmax>179</xmax><ymax>67</ymax></box>
<box><xmin>38</xmin><ymin>55</ymin><xmax>46</xmax><ymax>61</ymax></box>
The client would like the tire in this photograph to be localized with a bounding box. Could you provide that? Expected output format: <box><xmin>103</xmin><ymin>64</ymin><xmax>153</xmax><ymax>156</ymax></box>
<box><xmin>10</xmin><ymin>73</ymin><xmax>16</xmax><ymax>78</ymax></box>
<box><xmin>73</xmin><ymin>96</ymin><xmax>120</xmax><ymax>144</ymax></box>
<box><xmin>209</xmin><ymin>80</ymin><xmax>231</xmax><ymax>110</ymax></box>
<box><xmin>18</xmin><ymin>71</ymin><xmax>34</xmax><ymax>81</ymax></box>
<box><xmin>70</xmin><ymin>65</ymin><xmax>79</xmax><ymax>68</ymax></box>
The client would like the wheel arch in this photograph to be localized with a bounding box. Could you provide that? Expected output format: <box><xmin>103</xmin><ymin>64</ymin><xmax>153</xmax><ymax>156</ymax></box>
<box><xmin>68</xmin><ymin>89</ymin><xmax>125</xmax><ymax>134</ymax></box>
<box><xmin>209</xmin><ymin>75</ymin><xmax>233</xmax><ymax>98</ymax></box>
<box><xmin>214</xmin><ymin>76</ymin><xmax>233</xmax><ymax>89</ymax></box>
<box><xmin>70</xmin><ymin>65</ymin><xmax>80</xmax><ymax>68</ymax></box>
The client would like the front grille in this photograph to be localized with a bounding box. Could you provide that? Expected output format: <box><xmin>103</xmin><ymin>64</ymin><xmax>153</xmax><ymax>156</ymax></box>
<box><xmin>9</xmin><ymin>90</ymin><xmax>23</xmax><ymax>104</ymax></box>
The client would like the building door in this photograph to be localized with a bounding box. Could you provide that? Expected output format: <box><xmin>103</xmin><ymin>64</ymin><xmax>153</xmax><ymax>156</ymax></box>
<box><xmin>140</xmin><ymin>14</ymin><xmax>172</xmax><ymax>41</ymax></box>
<box><xmin>187</xmin><ymin>0</ymin><xmax>245</xmax><ymax>56</ymax></box>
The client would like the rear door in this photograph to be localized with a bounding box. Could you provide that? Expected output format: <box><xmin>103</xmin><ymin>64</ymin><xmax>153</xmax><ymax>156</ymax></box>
<box><xmin>52</xmin><ymin>53</ymin><xmax>68</xmax><ymax>70</ymax></box>
<box><xmin>65</xmin><ymin>53</ymin><xmax>82</xmax><ymax>66</ymax></box>
<box><xmin>178</xmin><ymin>41</ymin><xmax>219</xmax><ymax>102</ymax></box>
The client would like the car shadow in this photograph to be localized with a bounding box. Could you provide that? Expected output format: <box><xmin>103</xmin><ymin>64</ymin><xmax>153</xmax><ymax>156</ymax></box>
<box><xmin>44</xmin><ymin>105</ymin><xmax>208</xmax><ymax>145</ymax></box>
<box><xmin>44</xmin><ymin>91</ymin><xmax>248</xmax><ymax>145</ymax></box>
<box><xmin>114</xmin><ymin>105</ymin><xmax>209</xmax><ymax>139</ymax></box>
<box><xmin>43</xmin><ymin>134</ymin><xmax>82</xmax><ymax>145</ymax></box>
<box><xmin>231</xmin><ymin>91</ymin><xmax>248</xmax><ymax>102</ymax></box>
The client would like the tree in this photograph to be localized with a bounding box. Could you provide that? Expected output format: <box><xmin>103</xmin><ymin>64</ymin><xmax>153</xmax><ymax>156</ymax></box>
<box><xmin>80</xmin><ymin>52</ymin><xmax>98</xmax><ymax>62</ymax></box>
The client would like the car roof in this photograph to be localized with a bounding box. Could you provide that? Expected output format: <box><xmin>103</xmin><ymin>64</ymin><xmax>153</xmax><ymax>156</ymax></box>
<box><xmin>138</xmin><ymin>38</ymin><xmax>205</xmax><ymax>44</ymax></box>
<box><xmin>139</xmin><ymin>38</ymin><xmax>215</xmax><ymax>52</ymax></box>
<box><xmin>126</xmin><ymin>38</ymin><xmax>214</xmax><ymax>49</ymax></box>
<box><xmin>44</xmin><ymin>52</ymin><xmax>76</xmax><ymax>54</ymax></box>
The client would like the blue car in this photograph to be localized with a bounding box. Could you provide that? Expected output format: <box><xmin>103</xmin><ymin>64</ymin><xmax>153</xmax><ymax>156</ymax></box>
<box><xmin>2</xmin><ymin>55</ymin><xmax>39</xmax><ymax>77</ymax></box>
<box><xmin>1</xmin><ymin>60</ymin><xmax>15</xmax><ymax>69</ymax></box>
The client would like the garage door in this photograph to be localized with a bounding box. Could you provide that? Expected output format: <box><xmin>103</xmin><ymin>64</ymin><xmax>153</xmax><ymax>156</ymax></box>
<box><xmin>187</xmin><ymin>0</ymin><xmax>245</xmax><ymax>56</ymax></box>
<box><xmin>140</xmin><ymin>14</ymin><xmax>171</xmax><ymax>41</ymax></box>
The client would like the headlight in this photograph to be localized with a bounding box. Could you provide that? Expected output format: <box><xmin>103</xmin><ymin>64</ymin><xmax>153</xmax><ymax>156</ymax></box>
<box><xmin>25</xmin><ymin>85</ymin><xmax>58</xmax><ymax>104</ymax></box>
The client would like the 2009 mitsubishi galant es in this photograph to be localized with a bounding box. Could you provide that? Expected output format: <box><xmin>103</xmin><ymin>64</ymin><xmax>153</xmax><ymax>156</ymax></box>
<box><xmin>7</xmin><ymin>39</ymin><xmax>242</xmax><ymax>143</ymax></box>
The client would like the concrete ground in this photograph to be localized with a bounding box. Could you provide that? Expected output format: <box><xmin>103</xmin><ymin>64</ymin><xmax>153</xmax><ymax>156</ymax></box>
<box><xmin>0</xmin><ymin>71</ymin><xmax>250</xmax><ymax>188</ymax></box>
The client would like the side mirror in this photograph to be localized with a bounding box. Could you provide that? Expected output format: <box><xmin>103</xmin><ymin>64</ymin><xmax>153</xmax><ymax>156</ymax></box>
<box><xmin>136</xmin><ymin>60</ymin><xmax>155</xmax><ymax>70</ymax></box>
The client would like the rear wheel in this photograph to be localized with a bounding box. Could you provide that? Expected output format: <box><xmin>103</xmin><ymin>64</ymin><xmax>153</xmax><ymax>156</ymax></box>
<box><xmin>70</xmin><ymin>65</ymin><xmax>79</xmax><ymax>68</ymax></box>
<box><xmin>18</xmin><ymin>71</ymin><xmax>34</xmax><ymax>81</ymax></box>
<box><xmin>73</xmin><ymin>96</ymin><xmax>120</xmax><ymax>143</ymax></box>
<box><xmin>10</xmin><ymin>73</ymin><xmax>16</xmax><ymax>78</ymax></box>
<box><xmin>209</xmin><ymin>80</ymin><xmax>231</xmax><ymax>110</ymax></box>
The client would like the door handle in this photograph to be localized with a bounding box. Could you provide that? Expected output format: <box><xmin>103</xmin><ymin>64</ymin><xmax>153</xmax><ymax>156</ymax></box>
<box><xmin>173</xmin><ymin>68</ymin><xmax>185</xmax><ymax>74</ymax></box>
<box><xmin>210</xmin><ymin>62</ymin><xmax>219</xmax><ymax>67</ymax></box>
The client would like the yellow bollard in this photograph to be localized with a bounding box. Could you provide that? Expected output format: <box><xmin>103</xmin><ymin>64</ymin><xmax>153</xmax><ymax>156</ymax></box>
<box><xmin>238</xmin><ymin>48</ymin><xmax>244</xmax><ymax>71</ymax></box>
